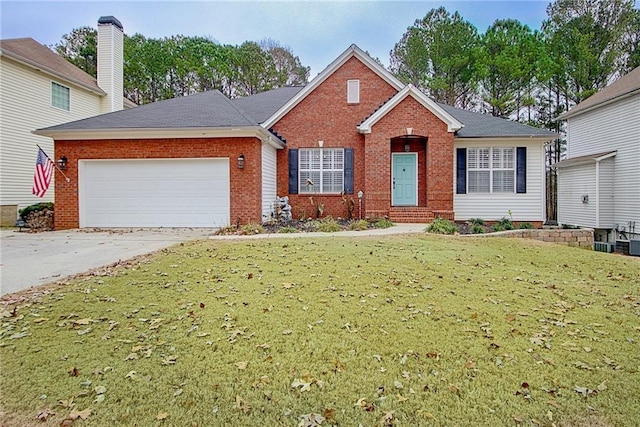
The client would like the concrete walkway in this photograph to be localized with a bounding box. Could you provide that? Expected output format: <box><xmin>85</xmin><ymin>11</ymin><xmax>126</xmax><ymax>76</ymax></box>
<box><xmin>0</xmin><ymin>228</ymin><xmax>214</xmax><ymax>296</ymax></box>
<box><xmin>209</xmin><ymin>223</ymin><xmax>427</xmax><ymax>240</ymax></box>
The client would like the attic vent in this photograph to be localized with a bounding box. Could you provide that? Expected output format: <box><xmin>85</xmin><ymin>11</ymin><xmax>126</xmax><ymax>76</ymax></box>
<box><xmin>347</xmin><ymin>80</ymin><xmax>360</xmax><ymax>104</ymax></box>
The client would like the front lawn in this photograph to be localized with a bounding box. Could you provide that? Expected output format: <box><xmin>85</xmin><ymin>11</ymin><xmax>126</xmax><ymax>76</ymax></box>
<box><xmin>1</xmin><ymin>235</ymin><xmax>639</xmax><ymax>426</ymax></box>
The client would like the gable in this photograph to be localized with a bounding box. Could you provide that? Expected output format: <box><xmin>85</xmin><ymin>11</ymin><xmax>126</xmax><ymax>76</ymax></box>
<box><xmin>358</xmin><ymin>85</ymin><xmax>463</xmax><ymax>134</ymax></box>
<box><xmin>263</xmin><ymin>44</ymin><xmax>403</xmax><ymax>129</ymax></box>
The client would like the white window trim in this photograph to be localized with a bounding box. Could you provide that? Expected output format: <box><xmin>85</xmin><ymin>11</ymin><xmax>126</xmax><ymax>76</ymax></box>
<box><xmin>467</xmin><ymin>147</ymin><xmax>515</xmax><ymax>193</ymax></box>
<box><xmin>299</xmin><ymin>148</ymin><xmax>345</xmax><ymax>194</ymax></box>
<box><xmin>347</xmin><ymin>79</ymin><xmax>360</xmax><ymax>104</ymax></box>
<box><xmin>51</xmin><ymin>81</ymin><xmax>70</xmax><ymax>111</ymax></box>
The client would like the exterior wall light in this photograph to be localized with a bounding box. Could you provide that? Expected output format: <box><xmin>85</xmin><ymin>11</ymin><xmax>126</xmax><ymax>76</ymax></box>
<box><xmin>57</xmin><ymin>156</ymin><xmax>68</xmax><ymax>170</ymax></box>
<box><xmin>237</xmin><ymin>154</ymin><xmax>245</xmax><ymax>169</ymax></box>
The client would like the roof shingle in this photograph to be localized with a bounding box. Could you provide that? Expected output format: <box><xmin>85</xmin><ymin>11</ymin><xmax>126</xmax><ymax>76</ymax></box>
<box><xmin>0</xmin><ymin>37</ymin><xmax>104</xmax><ymax>95</ymax></box>
<box><xmin>557</xmin><ymin>66</ymin><xmax>640</xmax><ymax>120</ymax></box>
<box><xmin>39</xmin><ymin>90</ymin><xmax>257</xmax><ymax>132</ymax></box>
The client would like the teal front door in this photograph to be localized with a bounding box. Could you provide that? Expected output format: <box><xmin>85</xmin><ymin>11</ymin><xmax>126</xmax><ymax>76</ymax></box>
<box><xmin>392</xmin><ymin>153</ymin><xmax>417</xmax><ymax>206</ymax></box>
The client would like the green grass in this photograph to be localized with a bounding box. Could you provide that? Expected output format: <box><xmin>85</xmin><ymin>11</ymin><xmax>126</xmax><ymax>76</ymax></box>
<box><xmin>1</xmin><ymin>235</ymin><xmax>639</xmax><ymax>426</ymax></box>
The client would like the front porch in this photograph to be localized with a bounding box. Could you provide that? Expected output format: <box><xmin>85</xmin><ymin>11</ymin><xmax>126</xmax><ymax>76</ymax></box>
<box><xmin>363</xmin><ymin>134</ymin><xmax>455</xmax><ymax>223</ymax></box>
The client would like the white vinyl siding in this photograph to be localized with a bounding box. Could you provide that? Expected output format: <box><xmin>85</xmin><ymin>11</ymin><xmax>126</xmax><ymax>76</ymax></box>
<box><xmin>467</xmin><ymin>147</ymin><xmax>514</xmax><ymax>193</ymax></box>
<box><xmin>557</xmin><ymin>162</ymin><xmax>597</xmax><ymax>228</ymax></box>
<box><xmin>454</xmin><ymin>139</ymin><xmax>545</xmax><ymax>222</ymax></box>
<box><xmin>347</xmin><ymin>79</ymin><xmax>360</xmax><ymax>104</ymax></box>
<box><xmin>51</xmin><ymin>82</ymin><xmax>70</xmax><ymax>110</ymax></box>
<box><xmin>261</xmin><ymin>142</ymin><xmax>277</xmax><ymax>220</ymax></box>
<box><xmin>0</xmin><ymin>58</ymin><xmax>103</xmax><ymax>208</ymax></box>
<box><xmin>79</xmin><ymin>159</ymin><xmax>229</xmax><ymax>227</ymax></box>
<box><xmin>562</xmin><ymin>95</ymin><xmax>640</xmax><ymax>230</ymax></box>
<box><xmin>299</xmin><ymin>148</ymin><xmax>344</xmax><ymax>194</ymax></box>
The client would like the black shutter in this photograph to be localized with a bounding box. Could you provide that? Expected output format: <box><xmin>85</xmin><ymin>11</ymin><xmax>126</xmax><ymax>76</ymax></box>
<box><xmin>344</xmin><ymin>148</ymin><xmax>354</xmax><ymax>194</ymax></box>
<box><xmin>288</xmin><ymin>149</ymin><xmax>299</xmax><ymax>194</ymax></box>
<box><xmin>456</xmin><ymin>148</ymin><xmax>466</xmax><ymax>194</ymax></box>
<box><xmin>516</xmin><ymin>147</ymin><xmax>526</xmax><ymax>194</ymax></box>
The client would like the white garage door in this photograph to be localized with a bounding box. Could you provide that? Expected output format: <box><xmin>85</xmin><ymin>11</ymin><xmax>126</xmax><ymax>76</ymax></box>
<box><xmin>79</xmin><ymin>159</ymin><xmax>229</xmax><ymax>227</ymax></box>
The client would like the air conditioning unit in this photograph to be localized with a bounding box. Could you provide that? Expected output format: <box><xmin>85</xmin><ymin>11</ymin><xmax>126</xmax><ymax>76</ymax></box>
<box><xmin>630</xmin><ymin>240</ymin><xmax>640</xmax><ymax>256</ymax></box>
<box><xmin>594</xmin><ymin>242</ymin><xmax>614</xmax><ymax>253</ymax></box>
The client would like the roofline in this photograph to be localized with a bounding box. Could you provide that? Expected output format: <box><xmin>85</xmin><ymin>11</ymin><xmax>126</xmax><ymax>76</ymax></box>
<box><xmin>0</xmin><ymin>49</ymin><xmax>106</xmax><ymax>96</ymax></box>
<box><xmin>555</xmin><ymin>151</ymin><xmax>617</xmax><ymax>168</ymax></box>
<box><xmin>33</xmin><ymin>126</ymin><xmax>286</xmax><ymax>148</ymax></box>
<box><xmin>261</xmin><ymin>44</ymin><xmax>404</xmax><ymax>129</ymax></box>
<box><xmin>454</xmin><ymin>134</ymin><xmax>558</xmax><ymax>141</ymax></box>
<box><xmin>556</xmin><ymin>88</ymin><xmax>640</xmax><ymax>121</ymax></box>
<box><xmin>357</xmin><ymin>84</ymin><xmax>463</xmax><ymax>134</ymax></box>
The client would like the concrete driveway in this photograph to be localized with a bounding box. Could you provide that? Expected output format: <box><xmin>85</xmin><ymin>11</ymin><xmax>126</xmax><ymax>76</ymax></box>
<box><xmin>0</xmin><ymin>228</ymin><xmax>214</xmax><ymax>296</ymax></box>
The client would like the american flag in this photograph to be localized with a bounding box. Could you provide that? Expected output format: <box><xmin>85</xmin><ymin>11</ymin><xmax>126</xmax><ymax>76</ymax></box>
<box><xmin>32</xmin><ymin>148</ymin><xmax>54</xmax><ymax>197</ymax></box>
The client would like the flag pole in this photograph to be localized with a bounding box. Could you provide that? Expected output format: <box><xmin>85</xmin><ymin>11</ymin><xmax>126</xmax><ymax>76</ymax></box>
<box><xmin>36</xmin><ymin>144</ymin><xmax>70</xmax><ymax>183</ymax></box>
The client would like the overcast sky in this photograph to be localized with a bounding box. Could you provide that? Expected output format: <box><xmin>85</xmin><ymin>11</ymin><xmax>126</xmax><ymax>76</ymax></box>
<box><xmin>1</xmin><ymin>1</ymin><xmax>561</xmax><ymax>75</ymax></box>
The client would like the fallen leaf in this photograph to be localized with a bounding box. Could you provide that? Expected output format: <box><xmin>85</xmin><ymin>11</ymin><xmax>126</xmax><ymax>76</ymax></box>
<box><xmin>235</xmin><ymin>395</ymin><xmax>251</xmax><ymax>413</ymax></box>
<box><xmin>575</xmin><ymin>385</ymin><xmax>597</xmax><ymax>397</ymax></box>
<box><xmin>156</xmin><ymin>412</ymin><xmax>169</xmax><ymax>420</ymax></box>
<box><xmin>282</xmin><ymin>329</ymin><xmax>293</xmax><ymax>335</ymax></box>
<box><xmin>292</xmin><ymin>378</ymin><xmax>313</xmax><ymax>392</ymax></box>
<box><xmin>68</xmin><ymin>408</ymin><xmax>91</xmax><ymax>420</ymax></box>
<box><xmin>235</xmin><ymin>361</ymin><xmax>248</xmax><ymax>370</ymax></box>
<box><xmin>36</xmin><ymin>407</ymin><xmax>55</xmax><ymax>421</ymax></box>
<box><xmin>298</xmin><ymin>412</ymin><xmax>325</xmax><ymax>427</ymax></box>
<box><xmin>397</xmin><ymin>393</ymin><xmax>409</xmax><ymax>402</ymax></box>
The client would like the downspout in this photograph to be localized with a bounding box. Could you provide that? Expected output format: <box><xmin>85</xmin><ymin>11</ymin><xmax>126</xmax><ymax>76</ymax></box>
<box><xmin>595</xmin><ymin>160</ymin><xmax>600</xmax><ymax>228</ymax></box>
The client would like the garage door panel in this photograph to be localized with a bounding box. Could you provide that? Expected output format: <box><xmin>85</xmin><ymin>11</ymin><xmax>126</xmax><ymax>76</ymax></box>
<box><xmin>79</xmin><ymin>159</ymin><xmax>229</xmax><ymax>227</ymax></box>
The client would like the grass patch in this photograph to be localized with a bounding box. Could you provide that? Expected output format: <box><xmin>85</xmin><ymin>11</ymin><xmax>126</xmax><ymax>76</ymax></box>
<box><xmin>1</xmin><ymin>236</ymin><xmax>639</xmax><ymax>426</ymax></box>
<box><xmin>347</xmin><ymin>219</ymin><xmax>368</xmax><ymax>231</ymax></box>
<box><xmin>317</xmin><ymin>217</ymin><xmax>342</xmax><ymax>233</ymax></box>
<box><xmin>371</xmin><ymin>218</ymin><xmax>394</xmax><ymax>229</ymax></box>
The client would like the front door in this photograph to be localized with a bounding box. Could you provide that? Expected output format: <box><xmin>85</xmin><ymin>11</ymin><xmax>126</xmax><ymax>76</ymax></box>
<box><xmin>392</xmin><ymin>153</ymin><xmax>417</xmax><ymax>206</ymax></box>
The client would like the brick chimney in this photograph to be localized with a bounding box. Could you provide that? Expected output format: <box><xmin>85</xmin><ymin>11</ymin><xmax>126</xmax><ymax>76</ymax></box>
<box><xmin>97</xmin><ymin>16</ymin><xmax>123</xmax><ymax>113</ymax></box>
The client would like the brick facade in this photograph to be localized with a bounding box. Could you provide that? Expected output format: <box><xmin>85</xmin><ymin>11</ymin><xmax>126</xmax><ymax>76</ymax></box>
<box><xmin>54</xmin><ymin>137</ymin><xmax>263</xmax><ymax>229</ymax></box>
<box><xmin>273</xmin><ymin>57</ymin><xmax>455</xmax><ymax>220</ymax></box>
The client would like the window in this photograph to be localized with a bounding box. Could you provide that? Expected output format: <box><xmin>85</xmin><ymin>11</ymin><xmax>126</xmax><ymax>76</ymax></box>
<box><xmin>299</xmin><ymin>148</ymin><xmax>344</xmax><ymax>193</ymax></box>
<box><xmin>347</xmin><ymin>79</ymin><xmax>360</xmax><ymax>104</ymax></box>
<box><xmin>51</xmin><ymin>82</ymin><xmax>70</xmax><ymax>111</ymax></box>
<box><xmin>467</xmin><ymin>147</ymin><xmax>514</xmax><ymax>193</ymax></box>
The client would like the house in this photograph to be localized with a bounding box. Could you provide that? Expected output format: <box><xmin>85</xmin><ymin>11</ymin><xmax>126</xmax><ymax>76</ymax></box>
<box><xmin>0</xmin><ymin>16</ymin><xmax>131</xmax><ymax>226</ymax></box>
<box><xmin>36</xmin><ymin>45</ymin><xmax>556</xmax><ymax>230</ymax></box>
<box><xmin>556</xmin><ymin>66</ymin><xmax>640</xmax><ymax>245</ymax></box>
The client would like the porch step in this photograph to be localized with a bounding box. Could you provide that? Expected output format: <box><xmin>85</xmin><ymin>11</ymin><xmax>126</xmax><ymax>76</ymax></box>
<box><xmin>389</xmin><ymin>207</ymin><xmax>435</xmax><ymax>223</ymax></box>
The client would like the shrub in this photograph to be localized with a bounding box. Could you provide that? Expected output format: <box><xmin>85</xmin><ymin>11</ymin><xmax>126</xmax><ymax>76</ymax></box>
<box><xmin>278</xmin><ymin>226</ymin><xmax>299</xmax><ymax>234</ymax></box>
<box><xmin>471</xmin><ymin>224</ymin><xmax>485</xmax><ymax>234</ymax></box>
<box><xmin>347</xmin><ymin>219</ymin><xmax>368</xmax><ymax>231</ymax></box>
<box><xmin>493</xmin><ymin>217</ymin><xmax>515</xmax><ymax>232</ymax></box>
<box><xmin>426</xmin><ymin>218</ymin><xmax>457</xmax><ymax>235</ymax></box>
<box><xmin>371</xmin><ymin>218</ymin><xmax>394</xmax><ymax>229</ymax></box>
<box><xmin>518</xmin><ymin>222</ymin><xmax>535</xmax><ymax>230</ymax></box>
<box><xmin>318</xmin><ymin>217</ymin><xmax>342</xmax><ymax>233</ymax></box>
<box><xmin>19</xmin><ymin>202</ymin><xmax>53</xmax><ymax>220</ymax></box>
<box><xmin>239</xmin><ymin>223</ymin><xmax>264</xmax><ymax>235</ymax></box>
<box><xmin>469</xmin><ymin>218</ymin><xmax>485</xmax><ymax>226</ymax></box>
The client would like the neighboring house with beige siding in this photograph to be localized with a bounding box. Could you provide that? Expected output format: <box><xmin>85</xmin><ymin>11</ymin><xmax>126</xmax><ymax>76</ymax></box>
<box><xmin>557</xmin><ymin>66</ymin><xmax>640</xmax><ymax>244</ymax></box>
<box><xmin>0</xmin><ymin>16</ymin><xmax>128</xmax><ymax>225</ymax></box>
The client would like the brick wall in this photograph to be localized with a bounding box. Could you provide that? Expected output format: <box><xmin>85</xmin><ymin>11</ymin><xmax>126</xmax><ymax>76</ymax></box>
<box><xmin>461</xmin><ymin>228</ymin><xmax>594</xmax><ymax>248</ymax></box>
<box><xmin>273</xmin><ymin>56</ymin><xmax>398</xmax><ymax>219</ymax></box>
<box><xmin>364</xmin><ymin>96</ymin><xmax>454</xmax><ymax>218</ymax></box>
<box><xmin>54</xmin><ymin>137</ymin><xmax>263</xmax><ymax>229</ymax></box>
<box><xmin>273</xmin><ymin>56</ymin><xmax>455</xmax><ymax>220</ymax></box>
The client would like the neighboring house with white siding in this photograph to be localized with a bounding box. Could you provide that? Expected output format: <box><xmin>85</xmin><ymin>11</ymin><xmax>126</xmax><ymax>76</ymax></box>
<box><xmin>556</xmin><ymin>66</ymin><xmax>640</xmax><ymax>243</ymax></box>
<box><xmin>0</xmin><ymin>16</ymin><xmax>129</xmax><ymax>225</ymax></box>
